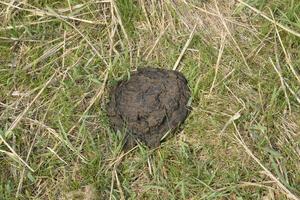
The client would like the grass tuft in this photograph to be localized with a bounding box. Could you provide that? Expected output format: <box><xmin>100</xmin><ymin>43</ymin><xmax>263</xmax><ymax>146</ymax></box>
<box><xmin>0</xmin><ymin>0</ymin><xmax>300</xmax><ymax>199</ymax></box>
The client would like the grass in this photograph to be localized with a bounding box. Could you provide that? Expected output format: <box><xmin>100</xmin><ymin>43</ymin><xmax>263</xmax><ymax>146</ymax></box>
<box><xmin>0</xmin><ymin>0</ymin><xmax>300</xmax><ymax>199</ymax></box>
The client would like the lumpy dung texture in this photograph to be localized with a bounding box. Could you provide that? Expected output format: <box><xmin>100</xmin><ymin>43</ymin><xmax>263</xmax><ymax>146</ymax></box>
<box><xmin>107</xmin><ymin>68</ymin><xmax>190</xmax><ymax>150</ymax></box>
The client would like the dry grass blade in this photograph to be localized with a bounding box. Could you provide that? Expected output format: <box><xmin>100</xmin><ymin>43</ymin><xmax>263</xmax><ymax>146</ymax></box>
<box><xmin>284</xmin><ymin>82</ymin><xmax>300</xmax><ymax>104</ymax></box>
<box><xmin>67</xmin><ymin>70</ymin><xmax>109</xmax><ymax>135</ymax></box>
<box><xmin>0</xmin><ymin>136</ymin><xmax>34</xmax><ymax>171</ymax></box>
<box><xmin>145</xmin><ymin>24</ymin><xmax>170</xmax><ymax>60</ymax></box>
<box><xmin>173</xmin><ymin>24</ymin><xmax>197</xmax><ymax>71</ymax></box>
<box><xmin>110</xmin><ymin>0</ymin><xmax>129</xmax><ymax>43</ymax></box>
<box><xmin>271</xmin><ymin>11</ymin><xmax>300</xmax><ymax>85</ymax></box>
<box><xmin>109</xmin><ymin>169</ymin><xmax>116</xmax><ymax>200</ymax></box>
<box><xmin>108</xmin><ymin>146</ymin><xmax>138</xmax><ymax>169</ymax></box>
<box><xmin>46</xmin><ymin>9</ymin><xmax>108</xmax><ymax>66</ymax></box>
<box><xmin>2</xmin><ymin>72</ymin><xmax>56</xmax><ymax>138</ymax></box>
<box><xmin>0</xmin><ymin>19</ymin><xmax>54</xmax><ymax>30</ymax></box>
<box><xmin>220</xmin><ymin>111</ymin><xmax>241</xmax><ymax>135</ymax></box>
<box><xmin>237</xmin><ymin>0</ymin><xmax>300</xmax><ymax>38</ymax></box>
<box><xmin>114</xmin><ymin>167</ymin><xmax>125</xmax><ymax>200</ymax></box>
<box><xmin>0</xmin><ymin>1</ymin><xmax>105</xmax><ymax>24</ymax></box>
<box><xmin>25</xmin><ymin>117</ymin><xmax>86</xmax><ymax>161</ymax></box>
<box><xmin>232</xmin><ymin>122</ymin><xmax>300</xmax><ymax>200</ymax></box>
<box><xmin>0</xmin><ymin>72</ymin><xmax>57</xmax><ymax>172</ymax></box>
<box><xmin>24</xmin><ymin>41</ymin><xmax>65</xmax><ymax>70</ymax></box>
<box><xmin>47</xmin><ymin>147</ymin><xmax>68</xmax><ymax>165</ymax></box>
<box><xmin>209</xmin><ymin>33</ymin><xmax>226</xmax><ymax>94</ymax></box>
<box><xmin>270</xmin><ymin>58</ymin><xmax>291</xmax><ymax>113</ymax></box>
<box><xmin>16</xmin><ymin>130</ymin><xmax>39</xmax><ymax>197</ymax></box>
<box><xmin>214</xmin><ymin>0</ymin><xmax>250</xmax><ymax>71</ymax></box>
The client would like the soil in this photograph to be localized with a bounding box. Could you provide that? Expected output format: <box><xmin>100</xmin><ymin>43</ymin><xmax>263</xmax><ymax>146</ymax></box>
<box><xmin>107</xmin><ymin>68</ymin><xmax>191</xmax><ymax>150</ymax></box>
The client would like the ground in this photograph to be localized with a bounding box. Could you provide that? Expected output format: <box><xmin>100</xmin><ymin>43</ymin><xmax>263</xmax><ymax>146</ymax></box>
<box><xmin>0</xmin><ymin>0</ymin><xmax>300</xmax><ymax>199</ymax></box>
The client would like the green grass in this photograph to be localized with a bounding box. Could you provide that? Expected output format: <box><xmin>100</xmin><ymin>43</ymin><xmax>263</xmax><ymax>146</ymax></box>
<box><xmin>0</xmin><ymin>0</ymin><xmax>300</xmax><ymax>199</ymax></box>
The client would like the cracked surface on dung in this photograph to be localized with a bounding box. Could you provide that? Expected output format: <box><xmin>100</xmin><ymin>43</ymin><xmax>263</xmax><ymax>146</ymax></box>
<box><xmin>107</xmin><ymin>68</ymin><xmax>190</xmax><ymax>149</ymax></box>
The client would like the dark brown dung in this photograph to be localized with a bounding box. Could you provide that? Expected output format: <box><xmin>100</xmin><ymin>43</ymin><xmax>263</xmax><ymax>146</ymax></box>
<box><xmin>107</xmin><ymin>68</ymin><xmax>190</xmax><ymax>150</ymax></box>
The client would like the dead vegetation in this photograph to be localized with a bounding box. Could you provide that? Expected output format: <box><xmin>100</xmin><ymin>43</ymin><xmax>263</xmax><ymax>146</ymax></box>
<box><xmin>0</xmin><ymin>0</ymin><xmax>300</xmax><ymax>199</ymax></box>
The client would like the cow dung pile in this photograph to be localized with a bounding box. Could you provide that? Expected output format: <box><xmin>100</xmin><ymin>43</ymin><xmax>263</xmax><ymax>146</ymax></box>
<box><xmin>107</xmin><ymin>68</ymin><xmax>191</xmax><ymax>150</ymax></box>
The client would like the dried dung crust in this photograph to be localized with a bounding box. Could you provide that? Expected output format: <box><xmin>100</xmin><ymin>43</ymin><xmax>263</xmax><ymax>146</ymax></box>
<box><xmin>107</xmin><ymin>68</ymin><xmax>190</xmax><ymax>149</ymax></box>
